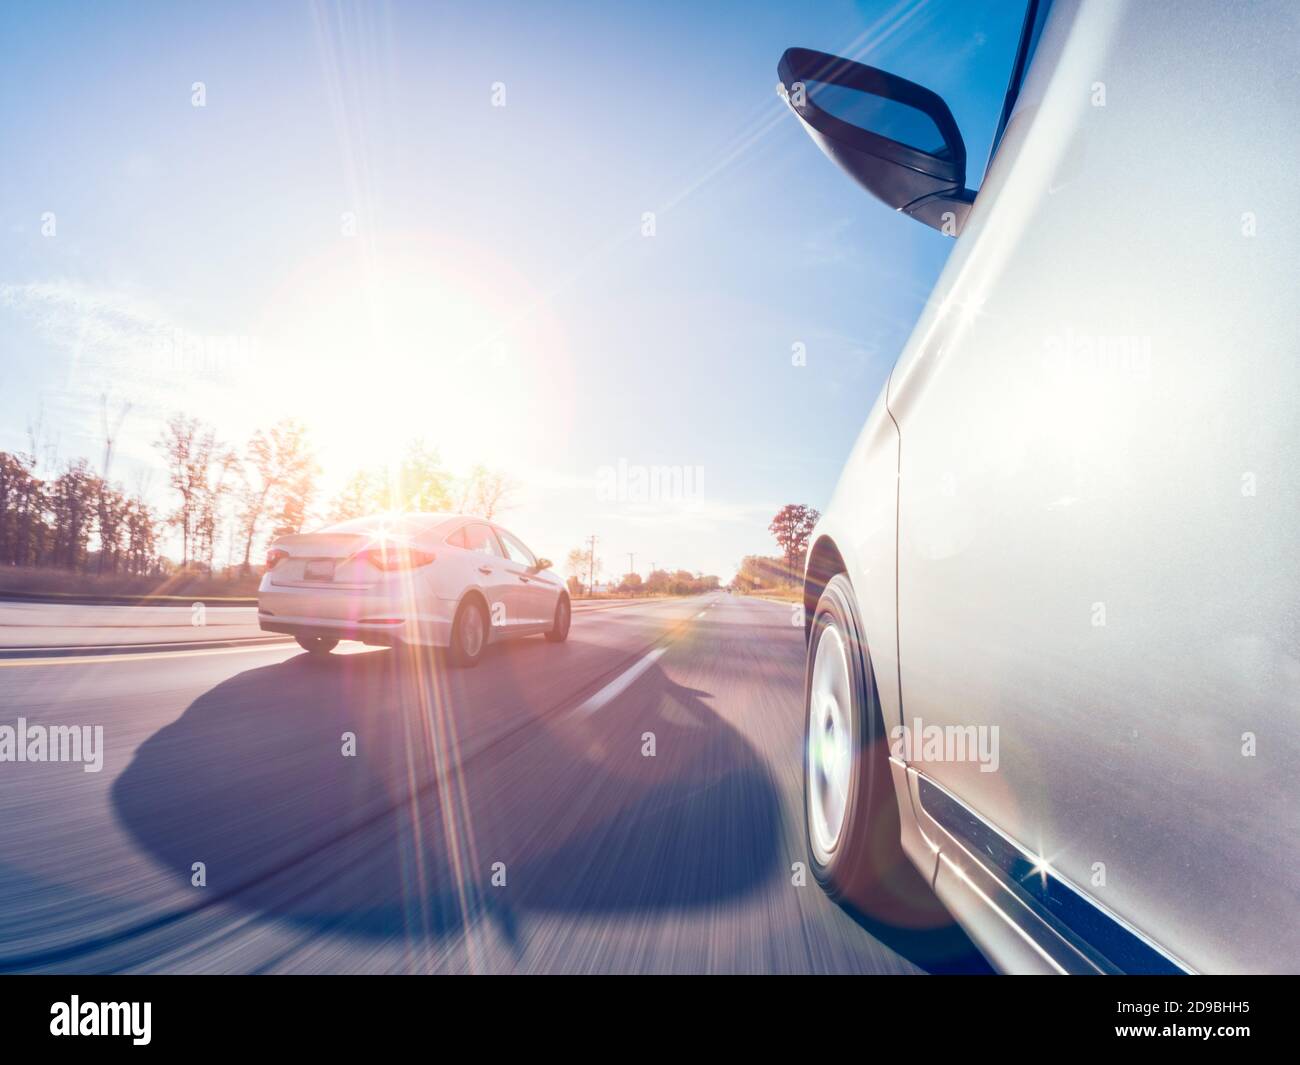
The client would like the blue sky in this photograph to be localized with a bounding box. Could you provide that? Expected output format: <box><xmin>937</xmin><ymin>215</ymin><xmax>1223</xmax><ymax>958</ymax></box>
<box><xmin>0</xmin><ymin>0</ymin><xmax>1027</xmax><ymax>579</ymax></box>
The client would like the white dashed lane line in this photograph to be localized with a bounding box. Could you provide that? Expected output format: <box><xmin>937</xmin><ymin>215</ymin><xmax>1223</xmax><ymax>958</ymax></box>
<box><xmin>570</xmin><ymin>645</ymin><xmax>670</xmax><ymax>718</ymax></box>
<box><xmin>571</xmin><ymin>598</ymin><xmax>721</xmax><ymax>717</ymax></box>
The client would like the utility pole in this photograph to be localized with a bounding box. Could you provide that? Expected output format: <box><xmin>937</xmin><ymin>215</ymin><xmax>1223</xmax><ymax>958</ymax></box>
<box><xmin>98</xmin><ymin>394</ymin><xmax>131</xmax><ymax>576</ymax></box>
<box><xmin>586</xmin><ymin>534</ymin><xmax>598</xmax><ymax>597</ymax></box>
<box><xmin>100</xmin><ymin>393</ymin><xmax>131</xmax><ymax>485</ymax></box>
<box><xmin>627</xmin><ymin>552</ymin><xmax>635</xmax><ymax>578</ymax></box>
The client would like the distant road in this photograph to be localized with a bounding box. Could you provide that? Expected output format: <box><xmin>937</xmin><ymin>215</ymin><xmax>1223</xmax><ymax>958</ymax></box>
<box><xmin>0</xmin><ymin>595</ymin><xmax>986</xmax><ymax>973</ymax></box>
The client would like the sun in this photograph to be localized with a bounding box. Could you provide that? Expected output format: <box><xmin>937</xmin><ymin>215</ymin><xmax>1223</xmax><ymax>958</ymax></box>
<box><xmin>253</xmin><ymin>234</ymin><xmax>574</xmax><ymax>491</ymax></box>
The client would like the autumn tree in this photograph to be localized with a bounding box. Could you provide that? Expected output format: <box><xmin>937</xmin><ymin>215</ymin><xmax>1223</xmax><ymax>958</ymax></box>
<box><xmin>386</xmin><ymin>441</ymin><xmax>451</xmax><ymax>512</ymax></box>
<box><xmin>238</xmin><ymin>420</ymin><xmax>318</xmax><ymax>572</ymax></box>
<box><xmin>156</xmin><ymin>414</ymin><xmax>229</xmax><ymax>567</ymax></box>
<box><xmin>271</xmin><ymin>465</ymin><xmax>316</xmax><ymax>538</ymax></box>
<box><xmin>566</xmin><ymin>543</ymin><xmax>601</xmax><ymax>595</ymax></box>
<box><xmin>0</xmin><ymin>451</ymin><xmax>46</xmax><ymax>567</ymax></box>
<box><xmin>565</xmin><ymin>547</ymin><xmax>589</xmax><ymax>581</ymax></box>
<box><xmin>47</xmin><ymin>460</ymin><xmax>97</xmax><ymax>570</ymax></box>
<box><xmin>194</xmin><ymin>448</ymin><xmax>240</xmax><ymax>572</ymax></box>
<box><xmin>123</xmin><ymin>496</ymin><xmax>159</xmax><ymax>575</ymax></box>
<box><xmin>645</xmin><ymin>568</ymin><xmax>670</xmax><ymax>595</ymax></box>
<box><xmin>327</xmin><ymin>469</ymin><xmax>380</xmax><ymax>524</ymax></box>
<box><xmin>95</xmin><ymin>483</ymin><xmax>130</xmax><ymax>575</ymax></box>
<box><xmin>455</xmin><ymin>464</ymin><xmax>517</xmax><ymax>520</ymax></box>
<box><xmin>768</xmin><ymin>504</ymin><xmax>821</xmax><ymax>581</ymax></box>
<box><xmin>325</xmin><ymin>442</ymin><xmax>453</xmax><ymax>525</ymax></box>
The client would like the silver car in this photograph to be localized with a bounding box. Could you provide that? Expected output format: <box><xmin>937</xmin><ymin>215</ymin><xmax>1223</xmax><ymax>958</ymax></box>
<box><xmin>782</xmin><ymin>0</ymin><xmax>1298</xmax><ymax>973</ymax></box>
<box><xmin>258</xmin><ymin>513</ymin><xmax>569</xmax><ymax>666</ymax></box>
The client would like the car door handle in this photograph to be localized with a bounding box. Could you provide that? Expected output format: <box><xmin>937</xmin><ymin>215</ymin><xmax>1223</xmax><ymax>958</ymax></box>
<box><xmin>517</xmin><ymin>575</ymin><xmax>531</xmax><ymax>583</ymax></box>
<box><xmin>478</xmin><ymin>565</ymin><xmax>493</xmax><ymax>575</ymax></box>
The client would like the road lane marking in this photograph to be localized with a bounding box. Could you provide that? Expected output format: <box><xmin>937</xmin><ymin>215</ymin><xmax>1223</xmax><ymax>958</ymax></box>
<box><xmin>567</xmin><ymin>595</ymin><xmax>724</xmax><ymax>717</ymax></box>
<box><xmin>569</xmin><ymin>645</ymin><xmax>669</xmax><ymax>717</ymax></box>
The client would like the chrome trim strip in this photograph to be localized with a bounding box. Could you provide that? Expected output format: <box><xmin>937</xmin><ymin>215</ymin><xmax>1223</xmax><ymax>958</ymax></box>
<box><xmin>916</xmin><ymin>776</ymin><xmax>1193</xmax><ymax>975</ymax></box>
<box><xmin>936</xmin><ymin>849</ymin><xmax>1070</xmax><ymax>974</ymax></box>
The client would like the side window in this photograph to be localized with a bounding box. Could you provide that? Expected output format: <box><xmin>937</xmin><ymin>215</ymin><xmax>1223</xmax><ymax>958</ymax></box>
<box><xmin>497</xmin><ymin>530</ymin><xmax>536</xmax><ymax>568</ymax></box>
<box><xmin>446</xmin><ymin>526</ymin><xmax>468</xmax><ymax>549</ymax></box>
<box><xmin>463</xmin><ymin>524</ymin><xmax>503</xmax><ymax>557</ymax></box>
<box><xmin>987</xmin><ymin>0</ymin><xmax>1052</xmax><ymax>166</ymax></box>
<box><xmin>833</xmin><ymin>0</ymin><xmax>1031</xmax><ymax>188</ymax></box>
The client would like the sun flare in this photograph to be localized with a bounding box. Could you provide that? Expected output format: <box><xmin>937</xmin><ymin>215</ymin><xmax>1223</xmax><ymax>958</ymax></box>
<box><xmin>254</xmin><ymin>236</ymin><xmax>573</xmax><ymax>493</ymax></box>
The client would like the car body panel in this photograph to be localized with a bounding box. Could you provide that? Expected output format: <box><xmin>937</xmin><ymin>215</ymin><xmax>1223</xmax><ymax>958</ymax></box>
<box><xmin>450</xmin><ymin>520</ymin><xmax>519</xmax><ymax>635</ymax></box>
<box><xmin>494</xmin><ymin>526</ymin><xmax>557</xmax><ymax>626</ymax></box>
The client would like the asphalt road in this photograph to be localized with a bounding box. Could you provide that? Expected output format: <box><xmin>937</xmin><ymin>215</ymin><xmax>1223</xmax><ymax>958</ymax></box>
<box><xmin>0</xmin><ymin>597</ymin><xmax>643</xmax><ymax>649</ymax></box>
<box><xmin>0</xmin><ymin>594</ymin><xmax>987</xmax><ymax>974</ymax></box>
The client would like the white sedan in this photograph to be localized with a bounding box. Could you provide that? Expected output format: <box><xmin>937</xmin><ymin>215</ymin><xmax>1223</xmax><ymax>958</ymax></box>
<box><xmin>257</xmin><ymin>513</ymin><xmax>569</xmax><ymax>666</ymax></box>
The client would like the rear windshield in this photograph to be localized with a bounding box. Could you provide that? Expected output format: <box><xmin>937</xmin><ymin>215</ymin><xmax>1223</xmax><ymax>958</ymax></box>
<box><xmin>317</xmin><ymin>513</ymin><xmax>453</xmax><ymax>536</ymax></box>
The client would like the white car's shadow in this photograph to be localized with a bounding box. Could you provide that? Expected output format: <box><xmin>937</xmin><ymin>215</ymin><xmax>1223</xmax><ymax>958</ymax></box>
<box><xmin>110</xmin><ymin>640</ymin><xmax>785</xmax><ymax>958</ymax></box>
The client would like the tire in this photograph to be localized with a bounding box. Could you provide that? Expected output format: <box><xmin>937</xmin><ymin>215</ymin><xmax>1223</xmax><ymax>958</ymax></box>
<box><xmin>545</xmin><ymin>594</ymin><xmax>571</xmax><ymax>643</ymax></box>
<box><xmin>804</xmin><ymin>573</ymin><xmax>948</xmax><ymax>928</ymax></box>
<box><xmin>295</xmin><ymin>635</ymin><xmax>338</xmax><ymax>657</ymax></box>
<box><xmin>448</xmin><ymin>596</ymin><xmax>489</xmax><ymax>667</ymax></box>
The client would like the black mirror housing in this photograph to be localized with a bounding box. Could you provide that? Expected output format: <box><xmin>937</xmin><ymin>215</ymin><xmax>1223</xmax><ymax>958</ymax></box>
<box><xmin>777</xmin><ymin>47</ymin><xmax>974</xmax><ymax>235</ymax></box>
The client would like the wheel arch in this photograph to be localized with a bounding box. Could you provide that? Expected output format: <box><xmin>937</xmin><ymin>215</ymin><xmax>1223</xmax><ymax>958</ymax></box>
<box><xmin>804</xmin><ymin>534</ymin><xmax>848</xmax><ymax>643</ymax></box>
<box><xmin>456</xmin><ymin>587</ymin><xmax>490</xmax><ymax>622</ymax></box>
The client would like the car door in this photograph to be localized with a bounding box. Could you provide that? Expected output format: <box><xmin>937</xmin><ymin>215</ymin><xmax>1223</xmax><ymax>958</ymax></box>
<box><xmin>494</xmin><ymin>527</ymin><xmax>554</xmax><ymax>627</ymax></box>
<box><xmin>889</xmin><ymin>0</ymin><xmax>1300</xmax><ymax>973</ymax></box>
<box><xmin>457</xmin><ymin>522</ymin><xmax>518</xmax><ymax>633</ymax></box>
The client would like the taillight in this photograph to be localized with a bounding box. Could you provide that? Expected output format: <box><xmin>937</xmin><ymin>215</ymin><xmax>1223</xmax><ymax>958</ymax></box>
<box><xmin>266</xmin><ymin>548</ymin><xmax>289</xmax><ymax>570</ymax></box>
<box><xmin>360</xmin><ymin>547</ymin><xmax>435</xmax><ymax>572</ymax></box>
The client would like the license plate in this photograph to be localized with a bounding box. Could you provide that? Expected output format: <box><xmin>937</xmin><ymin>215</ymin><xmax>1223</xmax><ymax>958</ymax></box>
<box><xmin>304</xmin><ymin>560</ymin><xmax>335</xmax><ymax>581</ymax></box>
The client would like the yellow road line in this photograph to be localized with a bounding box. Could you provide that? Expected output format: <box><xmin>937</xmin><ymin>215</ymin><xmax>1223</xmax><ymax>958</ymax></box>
<box><xmin>0</xmin><ymin>642</ymin><xmax>305</xmax><ymax>668</ymax></box>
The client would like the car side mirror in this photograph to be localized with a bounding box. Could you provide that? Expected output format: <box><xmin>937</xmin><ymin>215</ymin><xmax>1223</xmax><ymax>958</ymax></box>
<box><xmin>533</xmin><ymin>558</ymin><xmax>553</xmax><ymax>573</ymax></box>
<box><xmin>777</xmin><ymin>47</ymin><xmax>974</xmax><ymax>236</ymax></box>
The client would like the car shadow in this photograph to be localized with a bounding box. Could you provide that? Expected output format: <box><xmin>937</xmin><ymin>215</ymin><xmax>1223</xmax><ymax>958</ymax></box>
<box><xmin>111</xmin><ymin>641</ymin><xmax>786</xmax><ymax>953</ymax></box>
<box><xmin>843</xmin><ymin>902</ymin><xmax>994</xmax><ymax>975</ymax></box>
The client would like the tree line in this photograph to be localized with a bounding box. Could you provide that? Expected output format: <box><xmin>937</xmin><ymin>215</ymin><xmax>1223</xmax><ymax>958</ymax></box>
<box><xmin>731</xmin><ymin>503</ymin><xmax>820</xmax><ymax>593</ymax></box>
<box><xmin>562</xmin><ymin>543</ymin><xmax>721</xmax><ymax>598</ymax></box>
<box><xmin>0</xmin><ymin>451</ymin><xmax>159</xmax><ymax>575</ymax></box>
<box><xmin>0</xmin><ymin>413</ymin><xmax>516</xmax><ymax>579</ymax></box>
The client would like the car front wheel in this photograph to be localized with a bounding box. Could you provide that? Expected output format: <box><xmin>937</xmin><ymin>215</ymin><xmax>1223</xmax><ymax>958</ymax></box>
<box><xmin>804</xmin><ymin>573</ymin><xmax>946</xmax><ymax>928</ymax></box>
